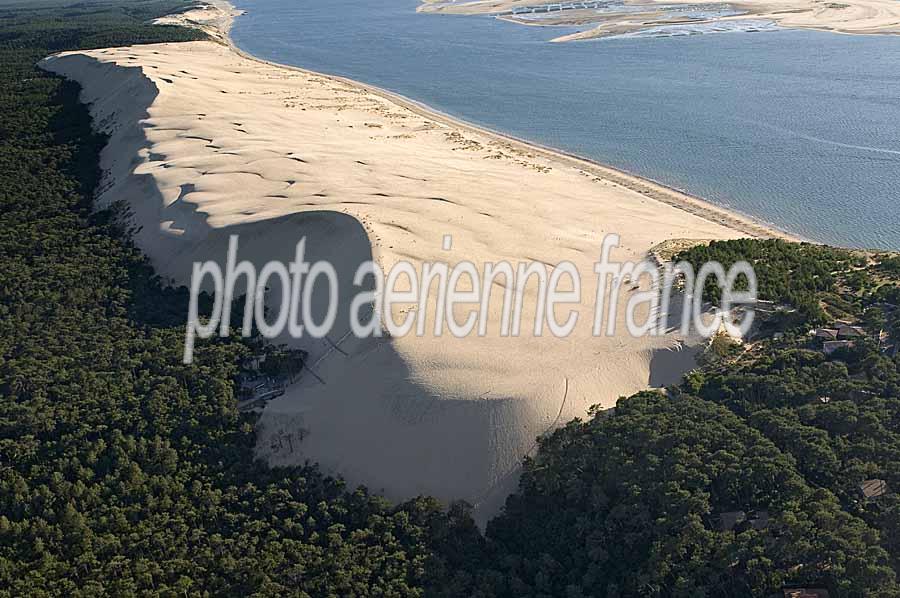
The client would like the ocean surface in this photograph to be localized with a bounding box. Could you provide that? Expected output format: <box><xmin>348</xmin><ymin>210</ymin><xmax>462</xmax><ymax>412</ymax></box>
<box><xmin>231</xmin><ymin>0</ymin><xmax>900</xmax><ymax>249</ymax></box>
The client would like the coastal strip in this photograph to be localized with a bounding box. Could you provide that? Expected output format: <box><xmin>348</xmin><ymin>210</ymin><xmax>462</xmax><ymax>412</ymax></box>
<box><xmin>39</xmin><ymin>0</ymin><xmax>787</xmax><ymax>521</ymax></box>
<box><xmin>210</xmin><ymin>0</ymin><xmax>796</xmax><ymax>241</ymax></box>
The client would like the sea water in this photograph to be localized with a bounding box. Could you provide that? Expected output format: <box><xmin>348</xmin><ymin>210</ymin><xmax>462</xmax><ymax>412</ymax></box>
<box><xmin>231</xmin><ymin>0</ymin><xmax>900</xmax><ymax>249</ymax></box>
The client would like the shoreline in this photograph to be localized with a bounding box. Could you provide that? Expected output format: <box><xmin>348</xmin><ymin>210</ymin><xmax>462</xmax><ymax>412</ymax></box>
<box><xmin>38</xmin><ymin>1</ymin><xmax>800</xmax><ymax>520</ymax></box>
<box><xmin>208</xmin><ymin>0</ymin><xmax>798</xmax><ymax>243</ymax></box>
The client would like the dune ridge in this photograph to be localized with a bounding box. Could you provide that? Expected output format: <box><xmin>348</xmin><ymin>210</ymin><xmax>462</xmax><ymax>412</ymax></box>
<box><xmin>40</xmin><ymin>2</ymin><xmax>781</xmax><ymax>520</ymax></box>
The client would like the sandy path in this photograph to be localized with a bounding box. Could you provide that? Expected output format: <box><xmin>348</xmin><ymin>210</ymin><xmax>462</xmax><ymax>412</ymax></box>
<box><xmin>40</xmin><ymin>3</ymin><xmax>782</xmax><ymax>520</ymax></box>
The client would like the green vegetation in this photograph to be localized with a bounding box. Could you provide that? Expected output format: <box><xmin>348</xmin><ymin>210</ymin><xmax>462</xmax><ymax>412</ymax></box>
<box><xmin>457</xmin><ymin>393</ymin><xmax>896</xmax><ymax>596</ymax></box>
<box><xmin>2</xmin><ymin>2</ymin><xmax>900</xmax><ymax>595</ymax></box>
<box><xmin>675</xmin><ymin>238</ymin><xmax>900</xmax><ymax>328</ymax></box>
<box><xmin>0</xmin><ymin>1</ymin><xmax>469</xmax><ymax>595</ymax></box>
<box><xmin>438</xmin><ymin>242</ymin><xmax>900</xmax><ymax>597</ymax></box>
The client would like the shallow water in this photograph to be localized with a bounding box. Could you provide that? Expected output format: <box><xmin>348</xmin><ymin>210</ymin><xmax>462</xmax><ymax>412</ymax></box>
<box><xmin>232</xmin><ymin>0</ymin><xmax>900</xmax><ymax>249</ymax></box>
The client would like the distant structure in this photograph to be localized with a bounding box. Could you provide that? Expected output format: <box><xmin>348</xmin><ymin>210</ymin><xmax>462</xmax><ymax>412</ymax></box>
<box><xmin>507</xmin><ymin>1</ymin><xmax>604</xmax><ymax>15</ymax></box>
<box><xmin>813</xmin><ymin>328</ymin><xmax>839</xmax><ymax>341</ymax></box>
<box><xmin>717</xmin><ymin>510</ymin><xmax>769</xmax><ymax>533</ymax></box>
<box><xmin>235</xmin><ymin>348</ymin><xmax>307</xmax><ymax>412</ymax></box>
<box><xmin>783</xmin><ymin>588</ymin><xmax>830</xmax><ymax>598</ymax></box>
<box><xmin>240</xmin><ymin>353</ymin><xmax>266</xmax><ymax>372</ymax></box>
<box><xmin>237</xmin><ymin>373</ymin><xmax>285</xmax><ymax>411</ymax></box>
<box><xmin>860</xmin><ymin>479</ymin><xmax>888</xmax><ymax>501</ymax></box>
<box><xmin>837</xmin><ymin>325</ymin><xmax>866</xmax><ymax>339</ymax></box>
<box><xmin>811</xmin><ymin>324</ymin><xmax>868</xmax><ymax>354</ymax></box>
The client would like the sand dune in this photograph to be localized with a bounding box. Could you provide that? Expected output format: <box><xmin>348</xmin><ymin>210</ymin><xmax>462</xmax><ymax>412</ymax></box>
<box><xmin>420</xmin><ymin>0</ymin><xmax>900</xmax><ymax>40</ymax></box>
<box><xmin>40</xmin><ymin>11</ymin><xmax>777</xmax><ymax>520</ymax></box>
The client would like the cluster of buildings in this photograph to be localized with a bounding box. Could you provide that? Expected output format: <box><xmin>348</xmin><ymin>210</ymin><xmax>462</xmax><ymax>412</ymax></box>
<box><xmin>236</xmin><ymin>372</ymin><xmax>286</xmax><ymax>411</ymax></box>
<box><xmin>235</xmin><ymin>349</ymin><xmax>308</xmax><ymax>412</ymax></box>
<box><xmin>809</xmin><ymin>318</ymin><xmax>897</xmax><ymax>356</ymax></box>
<box><xmin>810</xmin><ymin>322</ymin><xmax>868</xmax><ymax>355</ymax></box>
<box><xmin>506</xmin><ymin>1</ymin><xmax>607</xmax><ymax>15</ymax></box>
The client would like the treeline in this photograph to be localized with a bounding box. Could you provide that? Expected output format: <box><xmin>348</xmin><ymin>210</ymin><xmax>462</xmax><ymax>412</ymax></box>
<box><xmin>437</xmin><ymin>242</ymin><xmax>900</xmax><ymax>597</ymax></box>
<box><xmin>4</xmin><ymin>1</ymin><xmax>900</xmax><ymax>595</ymax></box>
<box><xmin>443</xmin><ymin>393</ymin><xmax>897</xmax><ymax>596</ymax></box>
<box><xmin>674</xmin><ymin>238</ymin><xmax>900</xmax><ymax>328</ymax></box>
<box><xmin>682</xmin><ymin>243</ymin><xmax>900</xmax><ymax>581</ymax></box>
<box><xmin>0</xmin><ymin>1</ymin><xmax>471</xmax><ymax>595</ymax></box>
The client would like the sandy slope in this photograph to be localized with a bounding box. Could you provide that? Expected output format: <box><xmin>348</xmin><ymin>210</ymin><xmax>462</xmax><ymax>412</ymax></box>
<box><xmin>420</xmin><ymin>0</ymin><xmax>900</xmax><ymax>40</ymax></box>
<box><xmin>40</xmin><ymin>12</ymin><xmax>778</xmax><ymax>519</ymax></box>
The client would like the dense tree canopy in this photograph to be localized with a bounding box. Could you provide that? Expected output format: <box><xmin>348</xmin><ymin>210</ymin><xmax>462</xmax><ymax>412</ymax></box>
<box><xmin>0</xmin><ymin>1</ymin><xmax>469</xmax><ymax>595</ymax></box>
<box><xmin>2</xmin><ymin>2</ymin><xmax>899</xmax><ymax>595</ymax></box>
<box><xmin>444</xmin><ymin>243</ymin><xmax>900</xmax><ymax>597</ymax></box>
<box><xmin>466</xmin><ymin>393</ymin><xmax>897</xmax><ymax>597</ymax></box>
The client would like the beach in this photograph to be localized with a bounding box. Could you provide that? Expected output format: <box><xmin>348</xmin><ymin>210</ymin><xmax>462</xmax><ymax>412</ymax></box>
<box><xmin>40</xmin><ymin>1</ymin><xmax>782</xmax><ymax>520</ymax></box>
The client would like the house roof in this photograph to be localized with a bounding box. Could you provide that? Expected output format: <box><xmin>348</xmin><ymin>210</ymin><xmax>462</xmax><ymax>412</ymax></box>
<box><xmin>861</xmin><ymin>479</ymin><xmax>888</xmax><ymax>499</ymax></box>
<box><xmin>783</xmin><ymin>588</ymin><xmax>829</xmax><ymax>598</ymax></box>
<box><xmin>838</xmin><ymin>325</ymin><xmax>866</xmax><ymax>338</ymax></box>
<box><xmin>814</xmin><ymin>329</ymin><xmax>839</xmax><ymax>340</ymax></box>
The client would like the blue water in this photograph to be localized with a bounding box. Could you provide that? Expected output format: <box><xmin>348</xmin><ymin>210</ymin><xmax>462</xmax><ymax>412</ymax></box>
<box><xmin>231</xmin><ymin>0</ymin><xmax>900</xmax><ymax>249</ymax></box>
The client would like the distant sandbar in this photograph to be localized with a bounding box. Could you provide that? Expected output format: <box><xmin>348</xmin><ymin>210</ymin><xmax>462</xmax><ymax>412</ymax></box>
<box><xmin>418</xmin><ymin>0</ymin><xmax>900</xmax><ymax>40</ymax></box>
